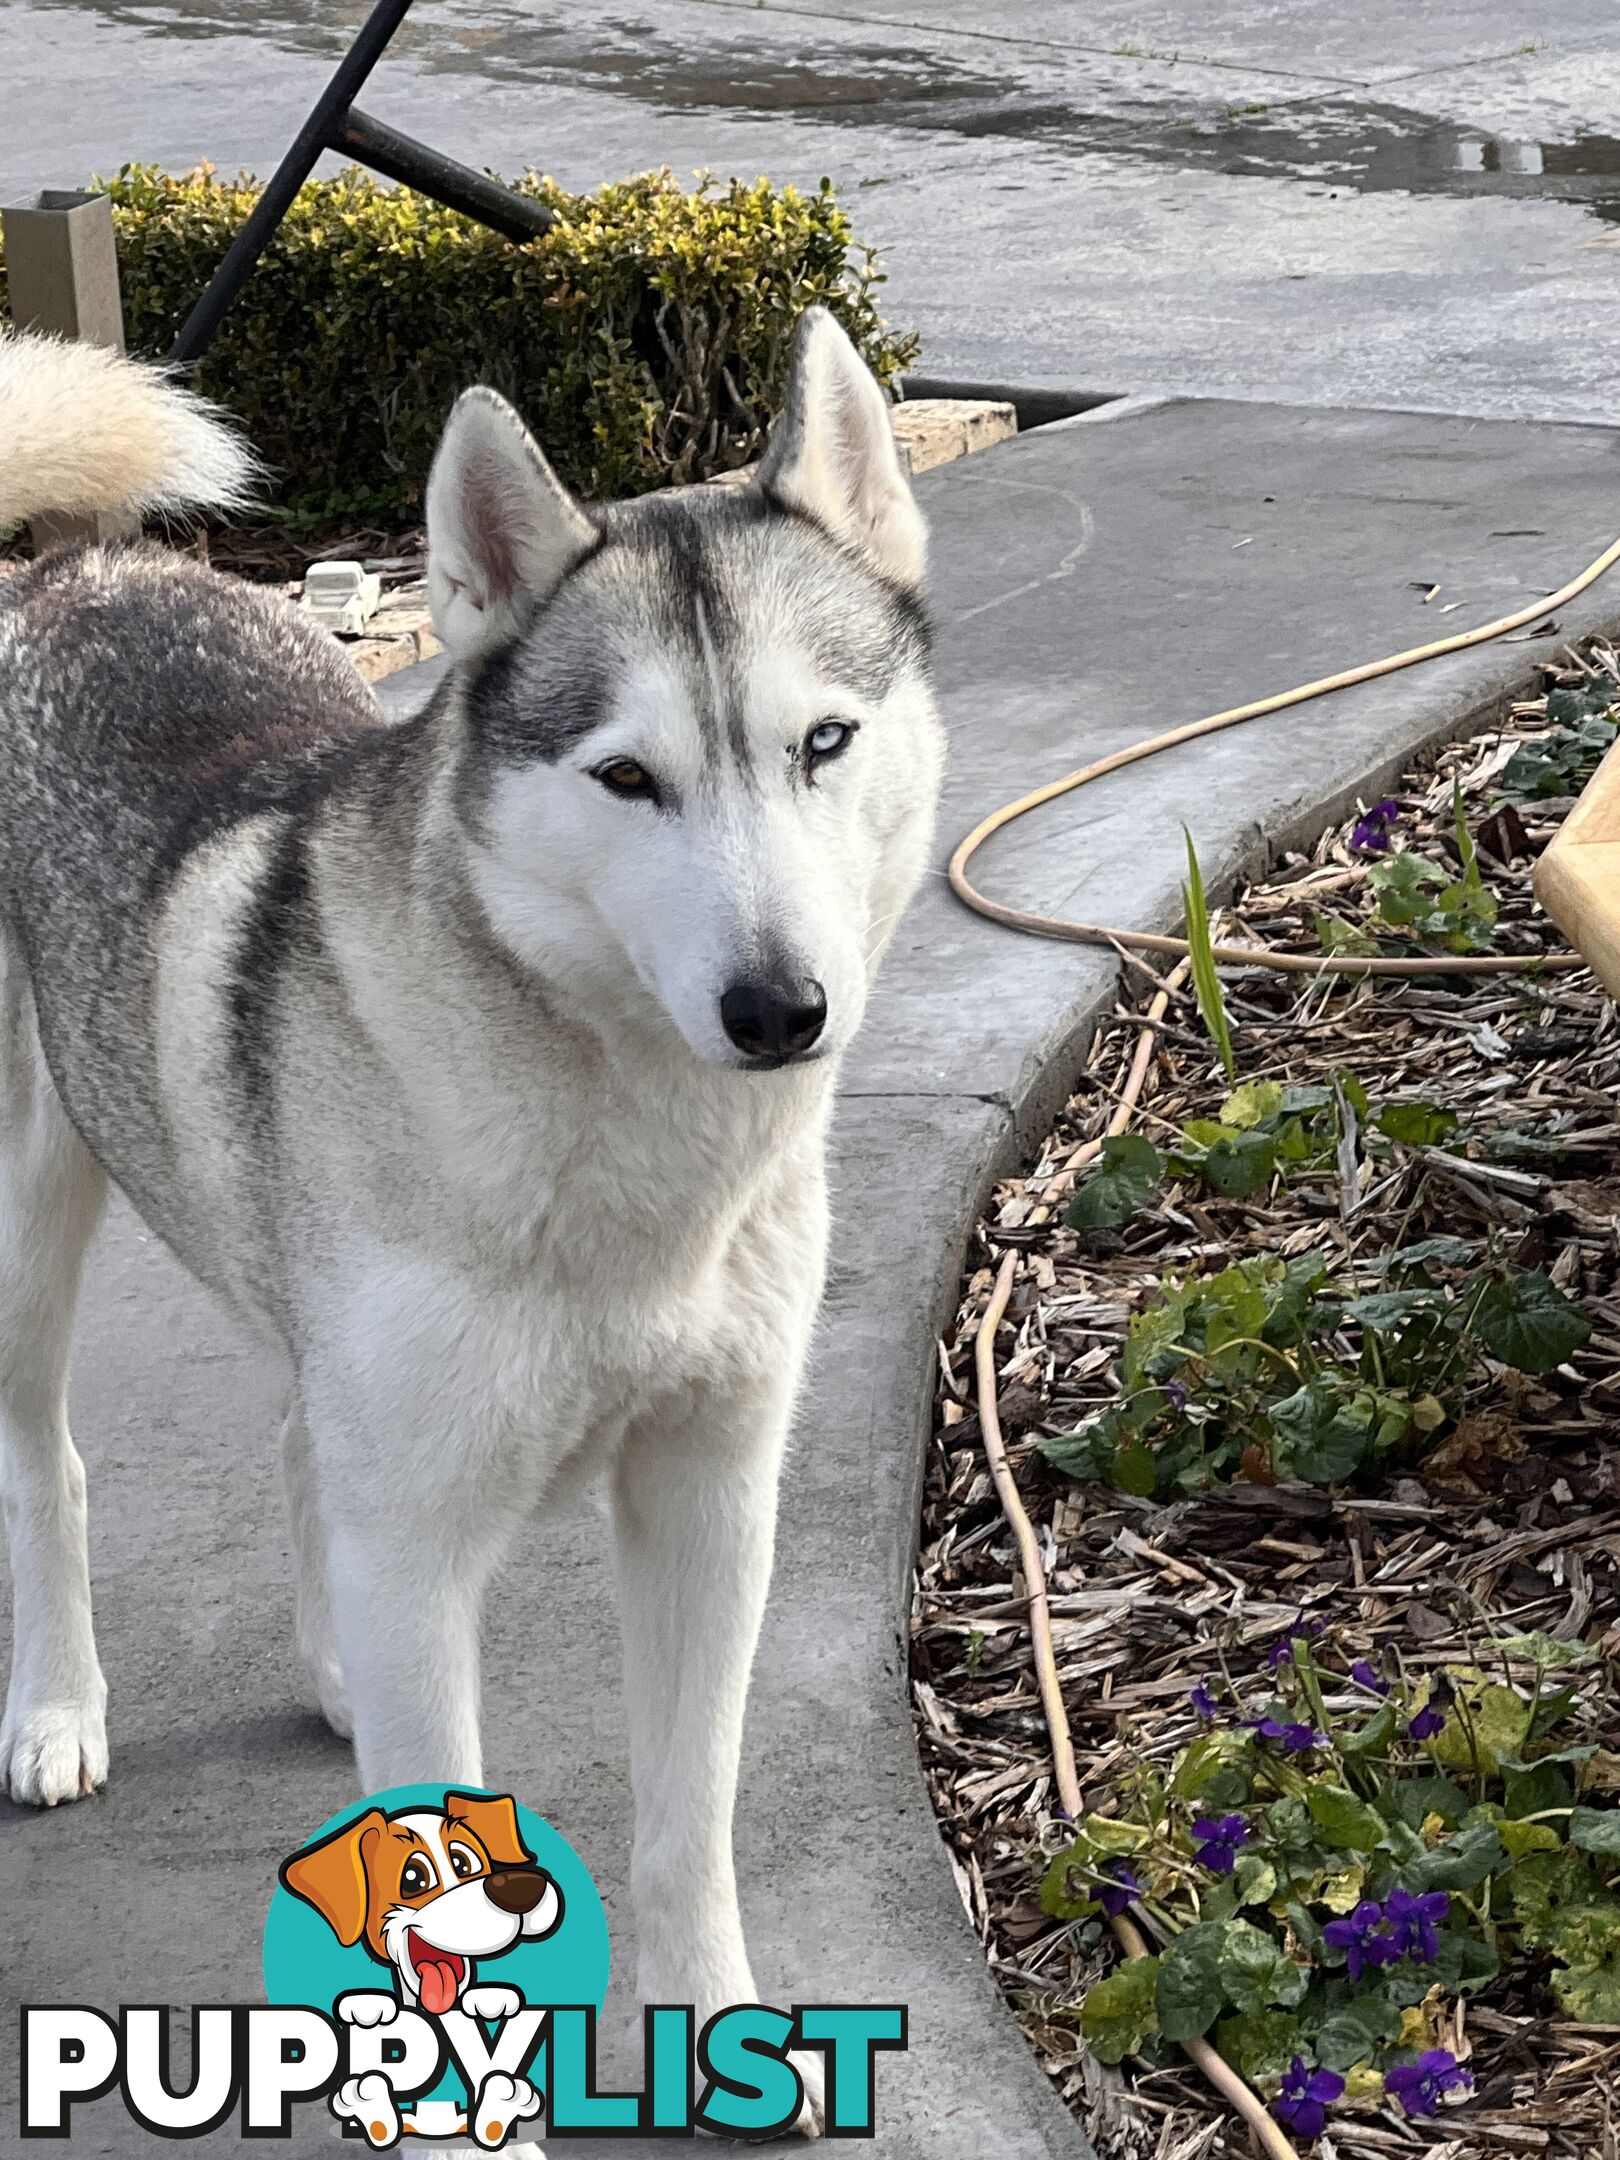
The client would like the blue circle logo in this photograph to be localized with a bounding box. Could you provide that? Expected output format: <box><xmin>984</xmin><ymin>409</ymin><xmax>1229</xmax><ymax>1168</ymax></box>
<box><xmin>264</xmin><ymin>1784</ymin><xmax>609</xmax><ymax>2143</ymax></box>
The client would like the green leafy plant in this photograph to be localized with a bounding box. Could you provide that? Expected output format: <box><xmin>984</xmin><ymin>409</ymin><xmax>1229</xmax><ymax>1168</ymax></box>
<box><xmin>1498</xmin><ymin>679</ymin><xmax>1619</xmax><ymax>803</ymax></box>
<box><xmin>0</xmin><ymin>164</ymin><xmax>915</xmax><ymax>522</ymax></box>
<box><xmin>1064</xmin><ymin>1073</ymin><xmax>1462</xmax><ymax>1224</ymax></box>
<box><xmin>1066</xmin><ymin>1134</ymin><xmax>1164</xmax><ymax>1229</ymax></box>
<box><xmin>1044</xmin><ymin>1628</ymin><xmax>1620</xmax><ymax>2137</ymax></box>
<box><xmin>1316</xmin><ymin>786</ymin><xmax>1501</xmax><ymax>958</ymax></box>
<box><xmin>1038</xmin><ymin>1243</ymin><xmax>1587</xmax><ymax>1497</ymax></box>
<box><xmin>1363</xmin><ymin>786</ymin><xmax>1497</xmax><ymax>955</ymax></box>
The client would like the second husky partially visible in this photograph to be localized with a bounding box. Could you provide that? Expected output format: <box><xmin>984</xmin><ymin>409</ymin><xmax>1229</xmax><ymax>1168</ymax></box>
<box><xmin>0</xmin><ymin>311</ymin><xmax>943</xmax><ymax>2133</ymax></box>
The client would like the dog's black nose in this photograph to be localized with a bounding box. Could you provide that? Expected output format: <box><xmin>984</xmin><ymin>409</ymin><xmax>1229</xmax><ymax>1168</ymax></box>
<box><xmin>720</xmin><ymin>978</ymin><xmax>827</xmax><ymax>1061</ymax></box>
<box><xmin>485</xmin><ymin>1867</ymin><xmax>550</xmax><ymax>1916</ymax></box>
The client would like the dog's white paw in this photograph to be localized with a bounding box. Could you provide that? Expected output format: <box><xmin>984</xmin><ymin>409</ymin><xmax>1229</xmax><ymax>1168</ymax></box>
<box><xmin>332</xmin><ymin>2071</ymin><xmax>399</xmax><ymax>2148</ymax></box>
<box><xmin>790</xmin><ymin>2050</ymin><xmax>825</xmax><ymax>2140</ymax></box>
<box><xmin>471</xmin><ymin>2070</ymin><xmax>543</xmax><ymax>2148</ymax></box>
<box><xmin>461</xmin><ymin>1984</ymin><xmax>523</xmax><ymax>2022</ymax></box>
<box><xmin>301</xmin><ymin>1645</ymin><xmax>354</xmax><ymax>1740</ymax></box>
<box><xmin>0</xmin><ymin>1692</ymin><xmax>108</xmax><ymax>1807</ymax></box>
<box><xmin>335</xmin><ymin>1990</ymin><xmax>399</xmax><ymax>2028</ymax></box>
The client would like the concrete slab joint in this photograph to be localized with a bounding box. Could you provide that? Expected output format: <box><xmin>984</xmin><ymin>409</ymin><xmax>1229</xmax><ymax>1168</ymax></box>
<box><xmin>8</xmin><ymin>398</ymin><xmax>1620</xmax><ymax>2160</ymax></box>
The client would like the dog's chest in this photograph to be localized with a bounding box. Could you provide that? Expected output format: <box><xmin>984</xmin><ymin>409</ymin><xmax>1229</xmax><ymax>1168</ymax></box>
<box><xmin>306</xmin><ymin>1071</ymin><xmax>828</xmax><ymax>1461</ymax></box>
<box><xmin>483</xmin><ymin>1110</ymin><xmax>823</xmax><ymax>1383</ymax></box>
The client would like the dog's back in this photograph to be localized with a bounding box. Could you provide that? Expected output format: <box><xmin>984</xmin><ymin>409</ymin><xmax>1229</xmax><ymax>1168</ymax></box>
<box><xmin>0</xmin><ymin>539</ymin><xmax>400</xmax><ymax>1260</ymax></box>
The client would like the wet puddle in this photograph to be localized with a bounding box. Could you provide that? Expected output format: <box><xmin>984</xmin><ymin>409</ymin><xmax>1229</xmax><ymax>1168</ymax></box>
<box><xmin>28</xmin><ymin>0</ymin><xmax>1620</xmax><ymax>225</ymax></box>
<box><xmin>1139</xmin><ymin>102</ymin><xmax>1620</xmax><ymax>223</ymax></box>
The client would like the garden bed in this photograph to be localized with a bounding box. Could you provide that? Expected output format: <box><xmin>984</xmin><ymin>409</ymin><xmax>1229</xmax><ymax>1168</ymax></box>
<box><xmin>913</xmin><ymin>652</ymin><xmax>1620</xmax><ymax>2157</ymax></box>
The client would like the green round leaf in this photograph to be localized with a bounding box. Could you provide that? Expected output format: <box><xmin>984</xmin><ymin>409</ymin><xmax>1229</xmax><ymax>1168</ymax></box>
<box><xmin>1066</xmin><ymin>1133</ymin><xmax>1164</xmax><ymax>1229</ymax></box>
<box><xmin>1155</xmin><ymin>1922</ymin><xmax>1228</xmax><ymax>2042</ymax></box>
<box><xmin>1200</xmin><ymin>1129</ymin><xmax>1277</xmax><ymax>1197</ymax></box>
<box><xmin>1216</xmin><ymin>1918</ymin><xmax>1308</xmax><ymax>2014</ymax></box>
<box><xmin>1079</xmin><ymin>1956</ymin><xmax>1161</xmax><ymax>2064</ymax></box>
<box><xmin>1473</xmin><ymin>1269</ymin><xmax>1591</xmax><ymax>1374</ymax></box>
<box><xmin>1306</xmin><ymin>1783</ymin><xmax>1387</xmax><ymax>1852</ymax></box>
<box><xmin>1570</xmin><ymin>1807</ymin><xmax>1620</xmax><ymax>1859</ymax></box>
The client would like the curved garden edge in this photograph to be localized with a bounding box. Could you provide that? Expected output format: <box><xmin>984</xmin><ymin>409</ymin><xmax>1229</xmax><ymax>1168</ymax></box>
<box><xmin>371</xmin><ymin>401</ymin><xmax>1620</xmax><ymax>2159</ymax></box>
<box><xmin>920</xmin><ymin>682</ymin><xmax>1620</xmax><ymax>2158</ymax></box>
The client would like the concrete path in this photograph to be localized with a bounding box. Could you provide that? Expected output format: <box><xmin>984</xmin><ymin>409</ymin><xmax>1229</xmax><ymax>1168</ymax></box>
<box><xmin>4</xmin><ymin>0</ymin><xmax>1620</xmax><ymax>421</ymax></box>
<box><xmin>8</xmin><ymin>395</ymin><xmax>1620</xmax><ymax>2155</ymax></box>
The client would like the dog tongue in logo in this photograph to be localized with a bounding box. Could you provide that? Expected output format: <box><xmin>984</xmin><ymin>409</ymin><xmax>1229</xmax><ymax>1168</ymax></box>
<box><xmin>411</xmin><ymin>1938</ymin><xmax>463</xmax><ymax>2015</ymax></box>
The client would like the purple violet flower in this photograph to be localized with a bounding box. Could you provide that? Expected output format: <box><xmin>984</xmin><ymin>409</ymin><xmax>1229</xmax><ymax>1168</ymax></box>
<box><xmin>1351</xmin><ymin>797</ymin><xmax>1401</xmax><ymax>853</ymax></box>
<box><xmin>1322</xmin><ymin>1899</ymin><xmax>1398</xmax><ymax>1983</ymax></box>
<box><xmin>1095</xmin><ymin>1860</ymin><xmax>1142</xmax><ymax>1919</ymax></box>
<box><xmin>1188</xmin><ymin>1678</ymin><xmax>1219</xmax><ymax>1719</ymax></box>
<box><xmin>1191</xmin><ymin>1814</ymin><xmax>1249</xmax><ymax>1874</ymax></box>
<box><xmin>1409</xmin><ymin>1703</ymin><xmax>1446</xmax><ymax>1741</ymax></box>
<box><xmin>1165</xmin><ymin>1378</ymin><xmax>1190</xmax><ymax>1411</ymax></box>
<box><xmin>1275</xmin><ymin>2056</ymin><xmax>1345</xmax><ymax>2140</ymax></box>
<box><xmin>1385</xmin><ymin>2049</ymin><xmax>1472</xmax><ymax>2119</ymax></box>
<box><xmin>1248</xmin><ymin>1713</ymin><xmax>1324</xmax><ymax>1754</ymax></box>
<box><xmin>1350</xmin><ymin>1658</ymin><xmax>1389</xmax><ymax>1695</ymax></box>
<box><xmin>1268</xmin><ymin>1612</ymin><xmax>1327</xmax><ymax>1669</ymax></box>
<box><xmin>1384</xmin><ymin>1886</ymin><xmax>1449</xmax><ymax>1964</ymax></box>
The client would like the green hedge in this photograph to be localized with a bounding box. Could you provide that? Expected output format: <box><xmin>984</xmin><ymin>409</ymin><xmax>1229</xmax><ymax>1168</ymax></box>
<box><xmin>1</xmin><ymin>164</ymin><xmax>916</xmax><ymax>521</ymax></box>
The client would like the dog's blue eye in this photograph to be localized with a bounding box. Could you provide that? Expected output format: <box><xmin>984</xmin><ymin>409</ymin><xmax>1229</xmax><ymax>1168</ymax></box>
<box><xmin>805</xmin><ymin>721</ymin><xmax>854</xmax><ymax>764</ymax></box>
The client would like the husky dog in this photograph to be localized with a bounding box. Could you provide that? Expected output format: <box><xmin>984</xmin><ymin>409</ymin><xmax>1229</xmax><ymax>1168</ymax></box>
<box><xmin>0</xmin><ymin>313</ymin><xmax>942</xmax><ymax>2132</ymax></box>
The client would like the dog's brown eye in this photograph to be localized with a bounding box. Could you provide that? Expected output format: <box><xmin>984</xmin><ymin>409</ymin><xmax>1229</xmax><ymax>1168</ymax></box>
<box><xmin>449</xmin><ymin>1842</ymin><xmax>481</xmax><ymax>1880</ymax></box>
<box><xmin>595</xmin><ymin>758</ymin><xmax>658</xmax><ymax>803</ymax></box>
<box><xmin>401</xmin><ymin>1857</ymin><xmax>435</xmax><ymax>1898</ymax></box>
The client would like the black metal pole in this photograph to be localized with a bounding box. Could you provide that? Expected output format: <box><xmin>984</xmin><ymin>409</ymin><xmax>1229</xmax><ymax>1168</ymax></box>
<box><xmin>168</xmin><ymin>0</ymin><xmax>418</xmax><ymax>365</ymax></box>
<box><xmin>337</xmin><ymin>107</ymin><xmax>553</xmax><ymax>245</ymax></box>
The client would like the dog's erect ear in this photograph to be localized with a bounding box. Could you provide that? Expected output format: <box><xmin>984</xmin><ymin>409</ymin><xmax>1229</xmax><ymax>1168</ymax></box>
<box><xmin>444</xmin><ymin>1789</ymin><xmax>534</xmax><ymax>1870</ymax></box>
<box><xmin>279</xmin><ymin>1808</ymin><xmax>386</xmax><ymax>1948</ymax></box>
<box><xmin>756</xmin><ymin>306</ymin><xmax>926</xmax><ymax>594</ymax></box>
<box><xmin>426</xmin><ymin>387</ymin><xmax>596</xmax><ymax>665</ymax></box>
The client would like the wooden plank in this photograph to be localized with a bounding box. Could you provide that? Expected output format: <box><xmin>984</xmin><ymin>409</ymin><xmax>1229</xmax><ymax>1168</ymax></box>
<box><xmin>1533</xmin><ymin>754</ymin><xmax>1620</xmax><ymax>990</ymax></box>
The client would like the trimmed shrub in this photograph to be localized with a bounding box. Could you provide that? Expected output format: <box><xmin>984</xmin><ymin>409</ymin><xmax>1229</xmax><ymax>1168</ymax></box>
<box><xmin>0</xmin><ymin>164</ymin><xmax>916</xmax><ymax>520</ymax></box>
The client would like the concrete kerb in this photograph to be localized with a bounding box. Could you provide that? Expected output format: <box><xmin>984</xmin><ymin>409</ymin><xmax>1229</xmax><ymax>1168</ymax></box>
<box><xmin>10</xmin><ymin>397</ymin><xmax>1620</xmax><ymax>2160</ymax></box>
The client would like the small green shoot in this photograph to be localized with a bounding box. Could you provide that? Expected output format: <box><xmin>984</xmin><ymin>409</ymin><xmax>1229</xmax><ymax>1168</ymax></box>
<box><xmin>1183</xmin><ymin>829</ymin><xmax>1235</xmax><ymax>1082</ymax></box>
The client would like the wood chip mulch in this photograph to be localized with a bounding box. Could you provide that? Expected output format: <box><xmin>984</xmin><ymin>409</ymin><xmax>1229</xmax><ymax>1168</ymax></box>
<box><xmin>912</xmin><ymin>663</ymin><xmax>1620</xmax><ymax>2159</ymax></box>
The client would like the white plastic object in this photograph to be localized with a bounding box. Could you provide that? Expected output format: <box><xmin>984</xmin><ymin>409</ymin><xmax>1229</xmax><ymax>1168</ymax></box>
<box><xmin>301</xmin><ymin>559</ymin><xmax>381</xmax><ymax>634</ymax></box>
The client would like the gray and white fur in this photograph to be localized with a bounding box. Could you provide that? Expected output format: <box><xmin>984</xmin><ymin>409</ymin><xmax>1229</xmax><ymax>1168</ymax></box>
<box><xmin>0</xmin><ymin>310</ymin><xmax>942</xmax><ymax>2137</ymax></box>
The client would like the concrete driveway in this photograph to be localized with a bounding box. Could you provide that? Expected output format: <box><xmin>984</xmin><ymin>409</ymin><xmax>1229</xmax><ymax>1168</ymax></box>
<box><xmin>3</xmin><ymin>0</ymin><xmax>1620</xmax><ymax>419</ymax></box>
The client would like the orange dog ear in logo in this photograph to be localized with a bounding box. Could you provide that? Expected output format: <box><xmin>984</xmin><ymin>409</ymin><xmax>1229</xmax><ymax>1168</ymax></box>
<box><xmin>280</xmin><ymin>1807</ymin><xmax>387</xmax><ymax>1947</ymax></box>
<box><xmin>444</xmin><ymin>1790</ymin><xmax>533</xmax><ymax>1870</ymax></box>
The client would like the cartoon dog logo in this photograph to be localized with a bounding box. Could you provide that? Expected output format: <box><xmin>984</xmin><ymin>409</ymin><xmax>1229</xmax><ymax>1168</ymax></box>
<box><xmin>280</xmin><ymin>1789</ymin><xmax>563</xmax><ymax>2146</ymax></box>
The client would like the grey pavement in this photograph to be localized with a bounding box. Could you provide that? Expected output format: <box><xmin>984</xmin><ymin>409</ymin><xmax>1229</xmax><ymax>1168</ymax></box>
<box><xmin>4</xmin><ymin>1</ymin><xmax>1620</xmax><ymax>421</ymax></box>
<box><xmin>9</xmin><ymin>394</ymin><xmax>1620</xmax><ymax>2154</ymax></box>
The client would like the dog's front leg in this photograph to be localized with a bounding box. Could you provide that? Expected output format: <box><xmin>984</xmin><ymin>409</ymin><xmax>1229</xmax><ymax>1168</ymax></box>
<box><xmin>303</xmin><ymin>1353</ymin><xmax>514</xmax><ymax>1793</ymax></box>
<box><xmin>280</xmin><ymin>1403</ymin><xmax>353</xmax><ymax>1740</ymax></box>
<box><xmin>611</xmin><ymin>1370</ymin><xmax>824</xmax><ymax>2135</ymax></box>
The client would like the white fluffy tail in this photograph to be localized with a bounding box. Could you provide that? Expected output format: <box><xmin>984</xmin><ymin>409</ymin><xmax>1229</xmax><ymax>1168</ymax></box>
<box><xmin>0</xmin><ymin>330</ymin><xmax>256</xmax><ymax>526</ymax></box>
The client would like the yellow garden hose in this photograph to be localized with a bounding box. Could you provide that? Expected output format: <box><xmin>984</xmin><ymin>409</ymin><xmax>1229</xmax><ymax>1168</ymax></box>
<box><xmin>949</xmin><ymin>532</ymin><xmax>1620</xmax><ymax>975</ymax></box>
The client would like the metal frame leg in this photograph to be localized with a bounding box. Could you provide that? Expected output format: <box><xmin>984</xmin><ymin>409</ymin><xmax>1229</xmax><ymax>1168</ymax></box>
<box><xmin>168</xmin><ymin>0</ymin><xmax>552</xmax><ymax>368</ymax></box>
